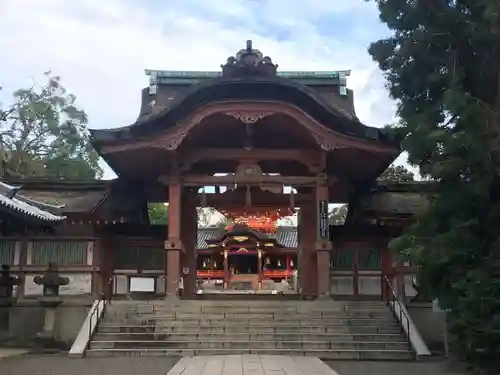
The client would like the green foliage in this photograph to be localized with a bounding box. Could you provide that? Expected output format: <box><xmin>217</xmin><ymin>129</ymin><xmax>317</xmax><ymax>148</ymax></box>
<box><xmin>0</xmin><ymin>72</ymin><xmax>102</xmax><ymax>179</ymax></box>
<box><xmin>368</xmin><ymin>0</ymin><xmax>500</xmax><ymax>365</ymax></box>
<box><xmin>147</xmin><ymin>204</ymin><xmax>224</xmax><ymax>228</ymax></box>
<box><xmin>378</xmin><ymin>164</ymin><xmax>415</xmax><ymax>182</ymax></box>
<box><xmin>148</xmin><ymin>203</ymin><xmax>169</xmax><ymax>225</ymax></box>
<box><xmin>329</xmin><ymin>205</ymin><xmax>348</xmax><ymax>225</ymax></box>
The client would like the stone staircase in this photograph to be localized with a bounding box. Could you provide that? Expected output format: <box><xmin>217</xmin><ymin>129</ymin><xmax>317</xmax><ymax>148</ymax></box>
<box><xmin>85</xmin><ymin>300</ymin><xmax>415</xmax><ymax>360</ymax></box>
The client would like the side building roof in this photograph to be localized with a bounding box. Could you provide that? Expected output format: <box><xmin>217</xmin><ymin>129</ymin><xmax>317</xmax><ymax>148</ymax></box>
<box><xmin>0</xmin><ymin>181</ymin><xmax>65</xmax><ymax>224</ymax></box>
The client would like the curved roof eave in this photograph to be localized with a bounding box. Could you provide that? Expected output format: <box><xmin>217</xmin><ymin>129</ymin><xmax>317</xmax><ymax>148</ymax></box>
<box><xmin>90</xmin><ymin>77</ymin><xmax>400</xmax><ymax>148</ymax></box>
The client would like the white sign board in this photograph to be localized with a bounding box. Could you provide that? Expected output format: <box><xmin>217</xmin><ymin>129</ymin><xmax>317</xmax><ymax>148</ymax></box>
<box><xmin>130</xmin><ymin>277</ymin><xmax>155</xmax><ymax>292</ymax></box>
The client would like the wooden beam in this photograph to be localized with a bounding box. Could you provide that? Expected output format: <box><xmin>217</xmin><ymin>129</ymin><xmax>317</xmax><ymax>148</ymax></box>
<box><xmin>178</xmin><ymin>148</ymin><xmax>324</xmax><ymax>172</ymax></box>
<box><xmin>159</xmin><ymin>174</ymin><xmax>336</xmax><ymax>187</ymax></box>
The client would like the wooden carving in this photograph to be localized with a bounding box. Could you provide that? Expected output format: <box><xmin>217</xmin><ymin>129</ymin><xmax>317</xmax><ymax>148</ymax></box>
<box><xmin>224</xmin><ymin>111</ymin><xmax>274</xmax><ymax>124</ymax></box>
<box><xmin>234</xmin><ymin>163</ymin><xmax>264</xmax><ymax>183</ymax></box>
<box><xmin>160</xmin><ymin>131</ymin><xmax>187</xmax><ymax>150</ymax></box>
<box><xmin>311</xmin><ymin>134</ymin><xmax>347</xmax><ymax>151</ymax></box>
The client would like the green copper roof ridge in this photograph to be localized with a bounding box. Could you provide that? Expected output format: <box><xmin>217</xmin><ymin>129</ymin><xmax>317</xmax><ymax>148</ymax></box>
<box><xmin>145</xmin><ymin>69</ymin><xmax>351</xmax><ymax>78</ymax></box>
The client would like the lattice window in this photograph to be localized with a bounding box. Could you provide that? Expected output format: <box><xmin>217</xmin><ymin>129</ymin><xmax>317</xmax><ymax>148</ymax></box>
<box><xmin>114</xmin><ymin>247</ymin><xmax>165</xmax><ymax>271</ymax></box>
<box><xmin>331</xmin><ymin>246</ymin><xmax>355</xmax><ymax>269</ymax></box>
<box><xmin>31</xmin><ymin>241</ymin><xmax>87</xmax><ymax>265</ymax></box>
<box><xmin>0</xmin><ymin>241</ymin><xmax>16</xmax><ymax>265</ymax></box>
<box><xmin>357</xmin><ymin>246</ymin><xmax>381</xmax><ymax>270</ymax></box>
<box><xmin>331</xmin><ymin>245</ymin><xmax>381</xmax><ymax>270</ymax></box>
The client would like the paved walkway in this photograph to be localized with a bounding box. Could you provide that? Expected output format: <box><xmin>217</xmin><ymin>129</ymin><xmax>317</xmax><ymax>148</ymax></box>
<box><xmin>168</xmin><ymin>355</ymin><xmax>336</xmax><ymax>375</ymax></box>
<box><xmin>0</xmin><ymin>353</ymin><xmax>468</xmax><ymax>375</ymax></box>
<box><xmin>0</xmin><ymin>349</ymin><xmax>29</xmax><ymax>360</ymax></box>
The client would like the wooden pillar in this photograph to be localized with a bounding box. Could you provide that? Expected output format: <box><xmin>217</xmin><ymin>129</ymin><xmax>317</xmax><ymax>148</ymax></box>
<box><xmin>223</xmin><ymin>250</ymin><xmax>228</xmax><ymax>289</ymax></box>
<box><xmin>16</xmin><ymin>235</ymin><xmax>28</xmax><ymax>299</ymax></box>
<box><xmin>90</xmin><ymin>238</ymin><xmax>101</xmax><ymax>299</ymax></box>
<box><xmin>181</xmin><ymin>193</ymin><xmax>197</xmax><ymax>295</ymax></box>
<box><xmin>98</xmin><ymin>236</ymin><xmax>114</xmax><ymax>300</ymax></box>
<box><xmin>298</xmin><ymin>197</ymin><xmax>316</xmax><ymax>298</ymax></box>
<box><xmin>165</xmin><ymin>180</ymin><xmax>182</xmax><ymax>297</ymax></box>
<box><xmin>257</xmin><ymin>249</ymin><xmax>262</xmax><ymax>289</ymax></box>
<box><xmin>315</xmin><ymin>182</ymin><xmax>332</xmax><ymax>299</ymax></box>
<box><xmin>380</xmin><ymin>238</ymin><xmax>392</xmax><ymax>299</ymax></box>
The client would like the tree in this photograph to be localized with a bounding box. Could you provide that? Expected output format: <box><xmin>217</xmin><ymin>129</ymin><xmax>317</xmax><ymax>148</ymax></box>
<box><xmin>147</xmin><ymin>204</ymin><xmax>222</xmax><ymax>227</ymax></box>
<box><xmin>368</xmin><ymin>0</ymin><xmax>500</xmax><ymax>366</ymax></box>
<box><xmin>0</xmin><ymin>72</ymin><xmax>102</xmax><ymax>179</ymax></box>
<box><xmin>378</xmin><ymin>164</ymin><xmax>415</xmax><ymax>182</ymax></box>
<box><xmin>148</xmin><ymin>203</ymin><xmax>169</xmax><ymax>224</ymax></box>
<box><xmin>329</xmin><ymin>205</ymin><xmax>348</xmax><ymax>225</ymax></box>
<box><xmin>197</xmin><ymin>207</ymin><xmax>219</xmax><ymax>228</ymax></box>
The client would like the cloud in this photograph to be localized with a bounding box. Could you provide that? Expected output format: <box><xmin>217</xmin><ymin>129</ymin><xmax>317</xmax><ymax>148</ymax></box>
<box><xmin>0</xmin><ymin>0</ymin><xmax>399</xmax><ymax>180</ymax></box>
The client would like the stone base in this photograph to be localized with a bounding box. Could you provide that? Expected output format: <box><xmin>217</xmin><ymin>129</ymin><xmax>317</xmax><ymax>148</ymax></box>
<box><xmin>316</xmin><ymin>294</ymin><xmax>332</xmax><ymax>301</ymax></box>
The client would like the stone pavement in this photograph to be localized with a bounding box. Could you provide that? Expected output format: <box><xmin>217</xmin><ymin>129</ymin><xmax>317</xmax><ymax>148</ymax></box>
<box><xmin>0</xmin><ymin>349</ymin><xmax>29</xmax><ymax>360</ymax></box>
<box><xmin>0</xmin><ymin>353</ymin><xmax>468</xmax><ymax>375</ymax></box>
<box><xmin>167</xmin><ymin>355</ymin><xmax>336</xmax><ymax>375</ymax></box>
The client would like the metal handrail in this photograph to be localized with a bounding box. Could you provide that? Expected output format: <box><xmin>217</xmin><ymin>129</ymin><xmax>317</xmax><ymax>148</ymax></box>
<box><xmin>87</xmin><ymin>293</ymin><xmax>108</xmax><ymax>348</ymax></box>
<box><xmin>383</xmin><ymin>276</ymin><xmax>413</xmax><ymax>352</ymax></box>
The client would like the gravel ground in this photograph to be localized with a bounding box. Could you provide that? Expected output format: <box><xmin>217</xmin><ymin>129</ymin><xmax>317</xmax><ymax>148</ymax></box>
<box><xmin>0</xmin><ymin>353</ymin><xmax>469</xmax><ymax>375</ymax></box>
<box><xmin>0</xmin><ymin>354</ymin><xmax>181</xmax><ymax>375</ymax></box>
<box><xmin>327</xmin><ymin>359</ymin><xmax>469</xmax><ymax>375</ymax></box>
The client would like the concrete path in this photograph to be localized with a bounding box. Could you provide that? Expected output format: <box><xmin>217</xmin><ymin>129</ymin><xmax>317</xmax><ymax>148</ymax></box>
<box><xmin>168</xmin><ymin>355</ymin><xmax>337</xmax><ymax>375</ymax></box>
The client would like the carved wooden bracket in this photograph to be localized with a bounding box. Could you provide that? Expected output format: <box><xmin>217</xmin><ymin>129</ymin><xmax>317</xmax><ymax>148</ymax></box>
<box><xmin>312</xmin><ymin>134</ymin><xmax>347</xmax><ymax>151</ymax></box>
<box><xmin>161</xmin><ymin>132</ymin><xmax>187</xmax><ymax>151</ymax></box>
<box><xmin>234</xmin><ymin>162</ymin><xmax>264</xmax><ymax>182</ymax></box>
<box><xmin>224</xmin><ymin>110</ymin><xmax>274</xmax><ymax>124</ymax></box>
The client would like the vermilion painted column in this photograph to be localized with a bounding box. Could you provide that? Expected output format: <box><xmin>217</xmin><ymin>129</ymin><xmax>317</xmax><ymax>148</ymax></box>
<box><xmin>181</xmin><ymin>193</ymin><xmax>197</xmax><ymax>295</ymax></box>
<box><xmin>165</xmin><ymin>180</ymin><xmax>182</xmax><ymax>297</ymax></box>
<box><xmin>315</xmin><ymin>182</ymin><xmax>332</xmax><ymax>299</ymax></box>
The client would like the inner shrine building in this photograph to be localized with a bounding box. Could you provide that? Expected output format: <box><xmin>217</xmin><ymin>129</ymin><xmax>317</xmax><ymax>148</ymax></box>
<box><xmin>0</xmin><ymin>41</ymin><xmax>427</xmax><ymax>300</ymax></box>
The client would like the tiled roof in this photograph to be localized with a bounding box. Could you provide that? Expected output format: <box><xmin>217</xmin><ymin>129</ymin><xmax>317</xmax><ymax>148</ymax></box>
<box><xmin>272</xmin><ymin>227</ymin><xmax>298</xmax><ymax>248</ymax></box>
<box><xmin>197</xmin><ymin>227</ymin><xmax>298</xmax><ymax>249</ymax></box>
<box><xmin>0</xmin><ymin>181</ymin><xmax>65</xmax><ymax>223</ymax></box>
<box><xmin>197</xmin><ymin>228</ymin><xmax>224</xmax><ymax>249</ymax></box>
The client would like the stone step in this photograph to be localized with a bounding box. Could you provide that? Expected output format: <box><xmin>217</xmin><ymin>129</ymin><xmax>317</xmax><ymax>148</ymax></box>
<box><xmin>119</xmin><ymin>311</ymin><xmax>393</xmax><ymax>319</ymax></box>
<box><xmin>89</xmin><ymin>339</ymin><xmax>411</xmax><ymax>351</ymax></box>
<box><xmin>100</xmin><ymin>317</ymin><xmax>397</xmax><ymax>327</ymax></box>
<box><xmin>131</xmin><ymin>304</ymin><xmax>390</xmax><ymax>314</ymax></box>
<box><xmin>92</xmin><ymin>332</ymin><xmax>407</xmax><ymax>342</ymax></box>
<box><xmin>84</xmin><ymin>347</ymin><xmax>415</xmax><ymax>360</ymax></box>
<box><xmin>97</xmin><ymin>324</ymin><xmax>403</xmax><ymax>334</ymax></box>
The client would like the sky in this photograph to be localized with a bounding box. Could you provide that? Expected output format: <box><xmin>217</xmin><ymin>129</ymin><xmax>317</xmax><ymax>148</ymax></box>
<box><xmin>0</xmin><ymin>0</ymin><xmax>404</xmax><ymax>222</ymax></box>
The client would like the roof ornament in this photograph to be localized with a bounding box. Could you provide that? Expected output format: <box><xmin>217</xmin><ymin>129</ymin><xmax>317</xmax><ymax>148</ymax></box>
<box><xmin>221</xmin><ymin>40</ymin><xmax>278</xmax><ymax>78</ymax></box>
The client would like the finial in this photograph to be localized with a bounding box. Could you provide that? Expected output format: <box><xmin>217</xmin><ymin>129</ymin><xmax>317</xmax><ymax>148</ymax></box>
<box><xmin>221</xmin><ymin>40</ymin><xmax>278</xmax><ymax>78</ymax></box>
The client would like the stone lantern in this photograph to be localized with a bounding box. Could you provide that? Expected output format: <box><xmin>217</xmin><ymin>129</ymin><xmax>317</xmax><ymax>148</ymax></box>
<box><xmin>0</xmin><ymin>264</ymin><xmax>21</xmax><ymax>304</ymax></box>
<box><xmin>0</xmin><ymin>264</ymin><xmax>21</xmax><ymax>331</ymax></box>
<box><xmin>34</xmin><ymin>263</ymin><xmax>69</xmax><ymax>338</ymax></box>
